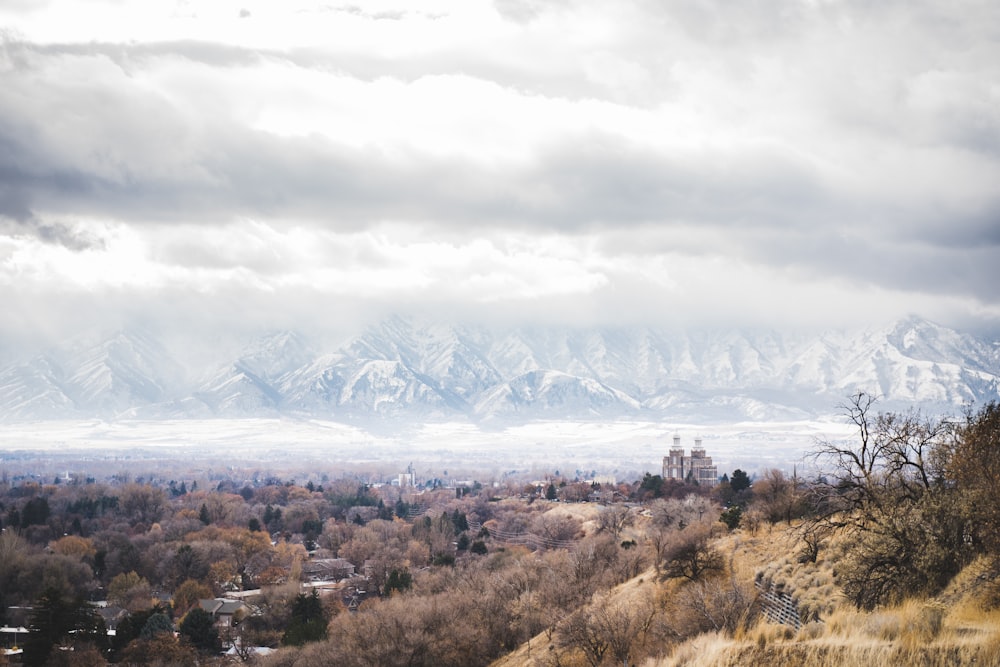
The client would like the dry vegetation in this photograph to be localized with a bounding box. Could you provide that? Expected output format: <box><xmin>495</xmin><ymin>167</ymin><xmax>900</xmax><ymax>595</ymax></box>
<box><xmin>664</xmin><ymin>534</ymin><xmax>1000</xmax><ymax>666</ymax></box>
<box><xmin>655</xmin><ymin>597</ymin><xmax>1000</xmax><ymax>667</ymax></box>
<box><xmin>489</xmin><ymin>397</ymin><xmax>1000</xmax><ymax>667</ymax></box>
<box><xmin>492</xmin><ymin>520</ymin><xmax>1000</xmax><ymax>667</ymax></box>
<box><xmin>3</xmin><ymin>396</ymin><xmax>998</xmax><ymax>666</ymax></box>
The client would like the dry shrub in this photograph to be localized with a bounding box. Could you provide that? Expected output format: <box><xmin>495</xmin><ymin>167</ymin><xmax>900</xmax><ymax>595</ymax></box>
<box><xmin>666</xmin><ymin>574</ymin><xmax>759</xmax><ymax>639</ymax></box>
<box><xmin>979</xmin><ymin>577</ymin><xmax>1000</xmax><ymax>611</ymax></box>
<box><xmin>859</xmin><ymin>599</ymin><xmax>945</xmax><ymax>645</ymax></box>
<box><xmin>906</xmin><ymin>601</ymin><xmax>946</xmax><ymax>643</ymax></box>
<box><xmin>678</xmin><ymin>577</ymin><xmax>760</xmax><ymax>635</ymax></box>
<box><xmin>981</xmin><ymin>631</ymin><xmax>1000</xmax><ymax>666</ymax></box>
<box><xmin>660</xmin><ymin>522</ymin><xmax>725</xmax><ymax>583</ymax></box>
<box><xmin>948</xmin><ymin>596</ymin><xmax>1000</xmax><ymax>631</ymax></box>
<box><xmin>792</xmin><ymin>583</ymin><xmax>841</xmax><ymax>623</ymax></box>
<box><xmin>866</xmin><ymin>609</ymin><xmax>903</xmax><ymax>642</ymax></box>
<box><xmin>796</xmin><ymin>620</ymin><xmax>825</xmax><ymax>641</ymax></box>
<box><xmin>658</xmin><ymin>632</ymin><xmax>733</xmax><ymax>667</ymax></box>
<box><xmin>755</xmin><ymin>547</ymin><xmax>839</xmax><ymax>623</ymax></box>
<box><xmin>740</xmin><ymin>620</ymin><xmax>794</xmax><ymax>649</ymax></box>
<box><xmin>822</xmin><ymin>605</ymin><xmax>865</xmax><ymax>638</ymax></box>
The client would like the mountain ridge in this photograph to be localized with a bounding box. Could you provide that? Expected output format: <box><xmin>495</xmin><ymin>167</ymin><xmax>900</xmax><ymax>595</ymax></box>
<box><xmin>0</xmin><ymin>316</ymin><xmax>997</xmax><ymax>423</ymax></box>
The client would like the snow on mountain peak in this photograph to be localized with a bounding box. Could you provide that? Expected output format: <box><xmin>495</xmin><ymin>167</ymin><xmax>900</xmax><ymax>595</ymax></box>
<box><xmin>0</xmin><ymin>316</ymin><xmax>996</xmax><ymax>423</ymax></box>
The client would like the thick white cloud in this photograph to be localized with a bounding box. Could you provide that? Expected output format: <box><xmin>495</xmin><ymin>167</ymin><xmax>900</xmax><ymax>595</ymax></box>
<box><xmin>0</xmin><ymin>0</ymin><xmax>998</xmax><ymax>345</ymax></box>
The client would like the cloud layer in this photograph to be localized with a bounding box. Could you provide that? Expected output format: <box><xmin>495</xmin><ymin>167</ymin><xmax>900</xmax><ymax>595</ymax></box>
<box><xmin>1</xmin><ymin>0</ymin><xmax>998</xmax><ymax>346</ymax></box>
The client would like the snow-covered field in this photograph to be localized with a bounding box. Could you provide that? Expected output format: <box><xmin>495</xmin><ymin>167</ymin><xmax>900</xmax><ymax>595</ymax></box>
<box><xmin>0</xmin><ymin>418</ymin><xmax>857</xmax><ymax>481</ymax></box>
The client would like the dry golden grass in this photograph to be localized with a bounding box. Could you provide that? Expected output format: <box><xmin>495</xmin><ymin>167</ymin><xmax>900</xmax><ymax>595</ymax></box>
<box><xmin>491</xmin><ymin>518</ymin><xmax>1000</xmax><ymax>667</ymax></box>
<box><xmin>651</xmin><ymin>595</ymin><xmax>1000</xmax><ymax>667</ymax></box>
<box><xmin>543</xmin><ymin>502</ymin><xmax>603</xmax><ymax>523</ymax></box>
<box><xmin>536</xmin><ymin>500</ymin><xmax>605</xmax><ymax>538</ymax></box>
<box><xmin>653</xmin><ymin>642</ymin><xmax>1000</xmax><ymax>667</ymax></box>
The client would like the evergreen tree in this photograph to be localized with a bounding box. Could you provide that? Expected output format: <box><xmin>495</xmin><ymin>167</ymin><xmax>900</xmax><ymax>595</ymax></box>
<box><xmin>395</xmin><ymin>498</ymin><xmax>410</xmax><ymax>518</ymax></box>
<box><xmin>720</xmin><ymin>505</ymin><xmax>743</xmax><ymax>530</ymax></box>
<box><xmin>179</xmin><ymin>607</ymin><xmax>221</xmax><ymax>653</ymax></box>
<box><xmin>140</xmin><ymin>612</ymin><xmax>174</xmax><ymax>639</ymax></box>
<box><xmin>730</xmin><ymin>469</ymin><xmax>751</xmax><ymax>492</ymax></box>
<box><xmin>23</xmin><ymin>588</ymin><xmax>108</xmax><ymax>667</ymax></box>
<box><xmin>638</xmin><ymin>473</ymin><xmax>664</xmax><ymax>498</ymax></box>
<box><xmin>282</xmin><ymin>590</ymin><xmax>328</xmax><ymax>646</ymax></box>
<box><xmin>111</xmin><ymin>605</ymin><xmax>169</xmax><ymax>659</ymax></box>
<box><xmin>385</xmin><ymin>568</ymin><xmax>413</xmax><ymax>595</ymax></box>
<box><xmin>21</xmin><ymin>497</ymin><xmax>50</xmax><ymax>528</ymax></box>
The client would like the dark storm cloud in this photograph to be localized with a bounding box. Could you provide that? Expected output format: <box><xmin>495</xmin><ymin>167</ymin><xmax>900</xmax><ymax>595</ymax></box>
<box><xmin>0</xmin><ymin>216</ymin><xmax>102</xmax><ymax>250</ymax></box>
<box><xmin>0</xmin><ymin>91</ymin><xmax>842</xmax><ymax>233</ymax></box>
<box><xmin>729</xmin><ymin>224</ymin><xmax>1000</xmax><ymax>305</ymax></box>
<box><xmin>0</xmin><ymin>121</ymin><xmax>105</xmax><ymax>249</ymax></box>
<box><xmin>2</xmin><ymin>54</ymin><xmax>997</xmax><ymax>301</ymax></box>
<box><xmin>0</xmin><ymin>41</ymin><xmax>899</xmax><ymax>237</ymax></box>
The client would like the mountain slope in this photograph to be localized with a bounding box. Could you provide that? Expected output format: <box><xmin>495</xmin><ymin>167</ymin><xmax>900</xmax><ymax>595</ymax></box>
<box><xmin>0</xmin><ymin>330</ymin><xmax>182</xmax><ymax>419</ymax></box>
<box><xmin>474</xmin><ymin>369</ymin><xmax>642</xmax><ymax>420</ymax></box>
<box><xmin>0</xmin><ymin>316</ymin><xmax>996</xmax><ymax>422</ymax></box>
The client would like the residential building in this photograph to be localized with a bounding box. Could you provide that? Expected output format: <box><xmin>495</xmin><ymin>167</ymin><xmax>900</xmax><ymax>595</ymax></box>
<box><xmin>301</xmin><ymin>558</ymin><xmax>356</xmax><ymax>582</ymax></box>
<box><xmin>198</xmin><ymin>598</ymin><xmax>247</xmax><ymax>628</ymax></box>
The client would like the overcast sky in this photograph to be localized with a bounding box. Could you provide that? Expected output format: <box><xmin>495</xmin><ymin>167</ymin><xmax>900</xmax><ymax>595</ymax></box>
<box><xmin>1</xmin><ymin>0</ymin><xmax>998</xmax><ymax>347</ymax></box>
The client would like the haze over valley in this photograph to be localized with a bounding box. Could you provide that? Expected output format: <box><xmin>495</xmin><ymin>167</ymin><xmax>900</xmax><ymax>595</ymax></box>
<box><xmin>1</xmin><ymin>314</ymin><xmax>994</xmax><ymax>479</ymax></box>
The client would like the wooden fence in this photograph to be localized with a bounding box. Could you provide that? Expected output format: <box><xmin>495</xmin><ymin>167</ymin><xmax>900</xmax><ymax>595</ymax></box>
<box><xmin>755</xmin><ymin>580</ymin><xmax>804</xmax><ymax>630</ymax></box>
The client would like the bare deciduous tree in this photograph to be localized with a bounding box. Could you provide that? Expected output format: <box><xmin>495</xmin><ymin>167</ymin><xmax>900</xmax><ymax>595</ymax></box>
<box><xmin>673</xmin><ymin>573</ymin><xmax>759</xmax><ymax>636</ymax></box>
<box><xmin>650</xmin><ymin>495</ymin><xmax>716</xmax><ymax>530</ymax></box>
<box><xmin>659</xmin><ymin>523</ymin><xmax>724</xmax><ymax>583</ymax></box>
<box><xmin>557</xmin><ymin>589</ymin><xmax>657</xmax><ymax>667</ymax></box>
<box><xmin>119</xmin><ymin>484</ymin><xmax>166</xmax><ymax>526</ymax></box>
<box><xmin>806</xmin><ymin>392</ymin><xmax>966</xmax><ymax>609</ymax></box>
<box><xmin>596</xmin><ymin>504</ymin><xmax>633</xmax><ymax>539</ymax></box>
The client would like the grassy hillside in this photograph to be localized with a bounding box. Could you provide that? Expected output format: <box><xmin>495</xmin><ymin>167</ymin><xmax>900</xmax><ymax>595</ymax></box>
<box><xmin>659</xmin><ymin>549</ymin><xmax>1000</xmax><ymax>667</ymax></box>
<box><xmin>492</xmin><ymin>522</ymin><xmax>1000</xmax><ymax>667</ymax></box>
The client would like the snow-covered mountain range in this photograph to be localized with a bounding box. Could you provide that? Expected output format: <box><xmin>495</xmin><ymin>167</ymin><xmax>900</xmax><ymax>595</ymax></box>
<box><xmin>0</xmin><ymin>316</ymin><xmax>997</xmax><ymax>423</ymax></box>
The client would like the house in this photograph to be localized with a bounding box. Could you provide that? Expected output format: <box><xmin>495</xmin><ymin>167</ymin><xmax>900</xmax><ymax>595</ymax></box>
<box><xmin>198</xmin><ymin>598</ymin><xmax>247</xmax><ymax>628</ymax></box>
<box><xmin>96</xmin><ymin>604</ymin><xmax>128</xmax><ymax>631</ymax></box>
<box><xmin>301</xmin><ymin>558</ymin><xmax>356</xmax><ymax>582</ymax></box>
